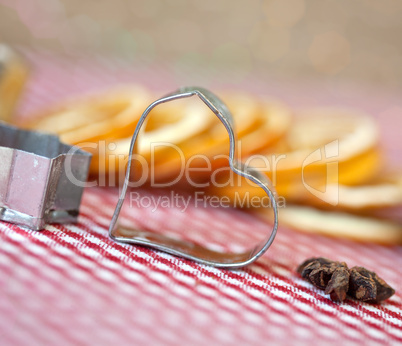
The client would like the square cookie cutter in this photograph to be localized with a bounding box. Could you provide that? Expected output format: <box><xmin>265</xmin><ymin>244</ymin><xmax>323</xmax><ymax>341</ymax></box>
<box><xmin>0</xmin><ymin>122</ymin><xmax>91</xmax><ymax>230</ymax></box>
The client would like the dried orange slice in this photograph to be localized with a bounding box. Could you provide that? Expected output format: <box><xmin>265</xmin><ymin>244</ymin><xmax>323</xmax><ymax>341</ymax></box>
<box><xmin>148</xmin><ymin>93</ymin><xmax>260</xmax><ymax>180</ymax></box>
<box><xmin>109</xmin><ymin>98</ymin><xmax>215</xmax><ymax>156</ymax></box>
<box><xmin>23</xmin><ymin>86</ymin><xmax>151</xmax><ymax>144</ymax></box>
<box><xmin>149</xmin><ymin>96</ymin><xmax>290</xmax><ymax>184</ymax></box>
<box><xmin>89</xmin><ymin>96</ymin><xmax>217</xmax><ymax>178</ymax></box>
<box><xmin>236</xmin><ymin>100</ymin><xmax>292</xmax><ymax>155</ymax></box>
<box><xmin>207</xmin><ymin>108</ymin><xmax>381</xmax><ymax>203</ymax></box>
<box><xmin>255</xmin><ymin>205</ymin><xmax>402</xmax><ymax>245</ymax></box>
<box><xmin>0</xmin><ymin>45</ymin><xmax>28</xmax><ymax>123</ymax></box>
<box><xmin>299</xmin><ymin>172</ymin><xmax>402</xmax><ymax>210</ymax></box>
<box><xmin>89</xmin><ymin>92</ymin><xmax>265</xmax><ymax>182</ymax></box>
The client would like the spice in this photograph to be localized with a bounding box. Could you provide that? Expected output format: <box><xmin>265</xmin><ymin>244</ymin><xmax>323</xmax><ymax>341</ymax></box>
<box><xmin>348</xmin><ymin>266</ymin><xmax>395</xmax><ymax>303</ymax></box>
<box><xmin>297</xmin><ymin>257</ymin><xmax>395</xmax><ymax>303</ymax></box>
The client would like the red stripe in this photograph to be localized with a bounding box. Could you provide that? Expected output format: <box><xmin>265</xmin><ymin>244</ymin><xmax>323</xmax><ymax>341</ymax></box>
<box><xmin>0</xmin><ymin>222</ymin><xmax>374</xmax><ymax>342</ymax></box>
<box><xmin>80</xmin><ymin>199</ymin><xmax>402</xmax><ymax>329</ymax></box>
<box><xmin>37</xmin><ymin>221</ymin><xmax>402</xmax><ymax>342</ymax></box>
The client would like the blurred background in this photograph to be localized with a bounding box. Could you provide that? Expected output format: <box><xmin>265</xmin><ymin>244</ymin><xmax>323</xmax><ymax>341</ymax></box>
<box><xmin>1</xmin><ymin>0</ymin><xmax>402</xmax><ymax>89</ymax></box>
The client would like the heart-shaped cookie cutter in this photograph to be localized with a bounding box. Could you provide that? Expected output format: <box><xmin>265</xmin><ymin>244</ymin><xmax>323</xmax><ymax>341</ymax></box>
<box><xmin>109</xmin><ymin>87</ymin><xmax>278</xmax><ymax>268</ymax></box>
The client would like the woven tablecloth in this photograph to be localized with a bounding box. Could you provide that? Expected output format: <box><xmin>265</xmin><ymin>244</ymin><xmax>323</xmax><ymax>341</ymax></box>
<box><xmin>1</xmin><ymin>50</ymin><xmax>402</xmax><ymax>345</ymax></box>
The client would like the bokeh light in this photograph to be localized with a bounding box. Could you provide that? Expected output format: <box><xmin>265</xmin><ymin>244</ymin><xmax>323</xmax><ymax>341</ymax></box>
<box><xmin>0</xmin><ymin>0</ymin><xmax>401</xmax><ymax>87</ymax></box>
<box><xmin>308</xmin><ymin>31</ymin><xmax>351</xmax><ymax>75</ymax></box>
<box><xmin>262</xmin><ymin>0</ymin><xmax>305</xmax><ymax>29</ymax></box>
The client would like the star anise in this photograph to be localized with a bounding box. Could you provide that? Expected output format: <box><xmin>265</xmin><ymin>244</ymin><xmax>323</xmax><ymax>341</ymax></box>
<box><xmin>297</xmin><ymin>257</ymin><xmax>395</xmax><ymax>303</ymax></box>
<box><xmin>297</xmin><ymin>257</ymin><xmax>349</xmax><ymax>301</ymax></box>
<box><xmin>348</xmin><ymin>266</ymin><xmax>395</xmax><ymax>303</ymax></box>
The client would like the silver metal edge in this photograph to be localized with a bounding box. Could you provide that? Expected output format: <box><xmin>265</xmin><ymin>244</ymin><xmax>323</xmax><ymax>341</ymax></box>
<box><xmin>108</xmin><ymin>87</ymin><xmax>278</xmax><ymax>268</ymax></box>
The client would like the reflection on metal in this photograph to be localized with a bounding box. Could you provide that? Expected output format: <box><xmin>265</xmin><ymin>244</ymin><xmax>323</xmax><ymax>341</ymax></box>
<box><xmin>0</xmin><ymin>123</ymin><xmax>91</xmax><ymax>230</ymax></box>
<box><xmin>109</xmin><ymin>87</ymin><xmax>278</xmax><ymax>268</ymax></box>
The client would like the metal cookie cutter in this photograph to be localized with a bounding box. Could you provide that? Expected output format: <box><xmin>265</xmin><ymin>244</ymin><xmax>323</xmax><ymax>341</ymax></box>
<box><xmin>109</xmin><ymin>87</ymin><xmax>278</xmax><ymax>268</ymax></box>
<box><xmin>0</xmin><ymin>123</ymin><xmax>91</xmax><ymax>230</ymax></box>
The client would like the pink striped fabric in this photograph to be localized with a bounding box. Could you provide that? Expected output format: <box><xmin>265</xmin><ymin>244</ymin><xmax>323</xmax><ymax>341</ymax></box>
<box><xmin>0</xmin><ymin>49</ymin><xmax>401</xmax><ymax>345</ymax></box>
